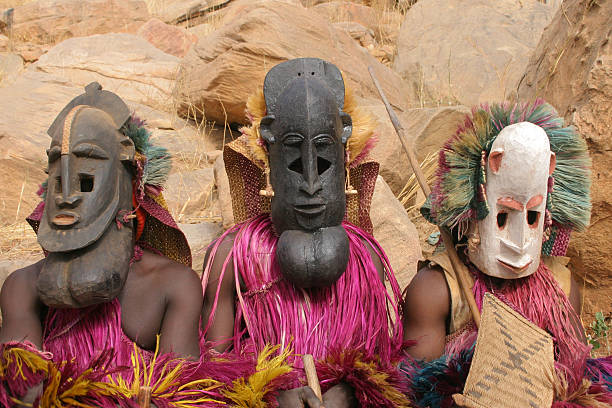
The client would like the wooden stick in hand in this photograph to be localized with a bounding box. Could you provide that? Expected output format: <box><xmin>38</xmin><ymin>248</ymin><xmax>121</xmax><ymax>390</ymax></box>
<box><xmin>303</xmin><ymin>354</ymin><xmax>323</xmax><ymax>401</ymax></box>
<box><xmin>138</xmin><ymin>386</ymin><xmax>152</xmax><ymax>408</ymax></box>
<box><xmin>367</xmin><ymin>66</ymin><xmax>481</xmax><ymax>328</ymax></box>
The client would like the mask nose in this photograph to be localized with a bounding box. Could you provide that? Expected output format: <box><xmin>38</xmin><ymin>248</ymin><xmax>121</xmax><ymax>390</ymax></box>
<box><xmin>501</xmin><ymin>211</ymin><xmax>530</xmax><ymax>253</ymax></box>
<box><xmin>55</xmin><ymin>155</ymin><xmax>82</xmax><ymax>208</ymax></box>
<box><xmin>298</xmin><ymin>140</ymin><xmax>323</xmax><ymax>196</ymax></box>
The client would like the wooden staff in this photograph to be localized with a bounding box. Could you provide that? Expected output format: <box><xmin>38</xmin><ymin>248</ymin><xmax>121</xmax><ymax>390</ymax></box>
<box><xmin>368</xmin><ymin>67</ymin><xmax>481</xmax><ymax>328</ymax></box>
<box><xmin>302</xmin><ymin>354</ymin><xmax>323</xmax><ymax>401</ymax></box>
<box><xmin>138</xmin><ymin>386</ymin><xmax>152</xmax><ymax>408</ymax></box>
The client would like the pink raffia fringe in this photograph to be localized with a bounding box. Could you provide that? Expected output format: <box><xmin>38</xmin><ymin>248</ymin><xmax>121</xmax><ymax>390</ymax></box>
<box><xmin>0</xmin><ymin>298</ymin><xmax>251</xmax><ymax>407</ymax></box>
<box><xmin>202</xmin><ymin>214</ymin><xmax>406</xmax><ymax>406</ymax></box>
<box><xmin>0</xmin><ymin>341</ymin><xmax>51</xmax><ymax>406</ymax></box>
<box><xmin>444</xmin><ymin>261</ymin><xmax>612</xmax><ymax>405</ymax></box>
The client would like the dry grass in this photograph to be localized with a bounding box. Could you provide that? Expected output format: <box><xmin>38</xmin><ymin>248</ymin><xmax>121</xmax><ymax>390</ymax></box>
<box><xmin>144</xmin><ymin>0</ymin><xmax>167</xmax><ymax>16</ymax></box>
<box><xmin>0</xmin><ymin>221</ymin><xmax>40</xmax><ymax>261</ymax></box>
<box><xmin>397</xmin><ymin>152</ymin><xmax>437</xmax><ymax>211</ymax></box>
<box><xmin>0</xmin><ymin>0</ymin><xmax>33</xmax><ymax>8</ymax></box>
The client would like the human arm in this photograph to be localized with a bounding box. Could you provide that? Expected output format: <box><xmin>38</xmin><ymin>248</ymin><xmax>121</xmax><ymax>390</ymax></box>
<box><xmin>0</xmin><ymin>260</ymin><xmax>45</xmax><ymax>348</ymax></box>
<box><xmin>158</xmin><ymin>263</ymin><xmax>203</xmax><ymax>359</ymax></box>
<box><xmin>568</xmin><ymin>275</ymin><xmax>587</xmax><ymax>344</ymax></box>
<box><xmin>201</xmin><ymin>234</ymin><xmax>236</xmax><ymax>352</ymax></box>
<box><xmin>402</xmin><ymin>265</ymin><xmax>451</xmax><ymax>361</ymax></box>
<box><xmin>0</xmin><ymin>261</ymin><xmax>48</xmax><ymax>403</ymax></box>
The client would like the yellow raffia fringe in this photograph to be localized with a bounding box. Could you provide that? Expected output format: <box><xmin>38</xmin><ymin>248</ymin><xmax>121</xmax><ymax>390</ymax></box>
<box><xmin>106</xmin><ymin>335</ymin><xmax>223</xmax><ymax>408</ymax></box>
<box><xmin>38</xmin><ymin>361</ymin><xmax>122</xmax><ymax>408</ymax></box>
<box><xmin>223</xmin><ymin>344</ymin><xmax>293</xmax><ymax>408</ymax></box>
<box><xmin>350</xmin><ymin>358</ymin><xmax>411</xmax><ymax>408</ymax></box>
<box><xmin>241</xmin><ymin>75</ymin><xmax>377</xmax><ymax>171</ymax></box>
<box><xmin>0</xmin><ymin>346</ymin><xmax>49</xmax><ymax>381</ymax></box>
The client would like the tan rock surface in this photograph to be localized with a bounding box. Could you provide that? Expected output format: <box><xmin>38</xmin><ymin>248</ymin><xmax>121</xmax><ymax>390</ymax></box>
<box><xmin>360</xmin><ymin>98</ymin><xmax>469</xmax><ymax>193</ymax></box>
<box><xmin>6</xmin><ymin>0</ymin><xmax>149</xmax><ymax>45</ymax></box>
<box><xmin>137</xmin><ymin>18</ymin><xmax>198</xmax><ymax>57</ymax></box>
<box><xmin>0</xmin><ymin>70</ymin><xmax>81</xmax><ymax>226</ymax></box>
<box><xmin>313</xmin><ymin>2</ymin><xmax>377</xmax><ymax>32</ymax></box>
<box><xmin>517</xmin><ymin>0</ymin><xmax>612</xmax><ymax>322</ymax></box>
<box><xmin>394</xmin><ymin>0</ymin><xmax>554</xmax><ymax>106</ymax></box>
<box><xmin>165</xmin><ymin>168</ymin><xmax>216</xmax><ymax>223</ymax></box>
<box><xmin>148</xmin><ymin>0</ymin><xmax>204</xmax><ymax>22</ymax></box>
<box><xmin>312</xmin><ymin>1</ymin><xmax>401</xmax><ymax>45</ymax></box>
<box><xmin>371</xmin><ymin>175</ymin><xmax>421</xmax><ymax>291</ymax></box>
<box><xmin>175</xmin><ymin>0</ymin><xmax>413</xmax><ymax>126</ymax></box>
<box><xmin>178</xmin><ymin>221</ymin><xmax>223</xmax><ymax>272</ymax></box>
<box><xmin>36</xmin><ymin>33</ymin><xmax>180</xmax><ymax>111</ymax></box>
<box><xmin>0</xmin><ymin>52</ymin><xmax>23</xmax><ymax>84</ymax></box>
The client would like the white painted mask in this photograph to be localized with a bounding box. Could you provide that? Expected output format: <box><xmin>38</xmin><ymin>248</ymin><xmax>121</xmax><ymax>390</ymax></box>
<box><xmin>468</xmin><ymin>122</ymin><xmax>556</xmax><ymax>279</ymax></box>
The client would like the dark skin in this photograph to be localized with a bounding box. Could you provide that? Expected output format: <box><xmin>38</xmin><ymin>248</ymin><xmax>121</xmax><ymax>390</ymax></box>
<box><xmin>402</xmin><ymin>263</ymin><xmax>587</xmax><ymax>361</ymax></box>
<box><xmin>0</xmin><ymin>249</ymin><xmax>203</xmax><ymax>403</ymax></box>
<box><xmin>202</xmin><ymin>233</ymin><xmax>384</xmax><ymax>408</ymax></box>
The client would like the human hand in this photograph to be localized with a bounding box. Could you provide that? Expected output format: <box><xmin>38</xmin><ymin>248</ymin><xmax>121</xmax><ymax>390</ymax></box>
<box><xmin>321</xmin><ymin>382</ymin><xmax>357</xmax><ymax>408</ymax></box>
<box><xmin>277</xmin><ymin>386</ymin><xmax>324</xmax><ymax>407</ymax></box>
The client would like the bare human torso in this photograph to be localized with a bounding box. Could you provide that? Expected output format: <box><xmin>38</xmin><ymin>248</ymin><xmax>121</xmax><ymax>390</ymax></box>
<box><xmin>0</xmin><ymin>250</ymin><xmax>203</xmax><ymax>359</ymax></box>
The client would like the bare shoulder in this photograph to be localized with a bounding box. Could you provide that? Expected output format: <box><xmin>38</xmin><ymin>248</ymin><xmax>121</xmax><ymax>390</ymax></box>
<box><xmin>203</xmin><ymin>232</ymin><xmax>237</xmax><ymax>286</ymax></box>
<box><xmin>0</xmin><ymin>259</ymin><xmax>46</xmax><ymax>345</ymax></box>
<box><xmin>568</xmin><ymin>274</ymin><xmax>582</xmax><ymax>315</ymax></box>
<box><xmin>130</xmin><ymin>251</ymin><xmax>202</xmax><ymax>302</ymax></box>
<box><xmin>1</xmin><ymin>259</ymin><xmax>44</xmax><ymax>302</ymax></box>
<box><xmin>403</xmin><ymin>265</ymin><xmax>451</xmax><ymax>322</ymax></box>
<box><xmin>402</xmin><ymin>264</ymin><xmax>451</xmax><ymax>359</ymax></box>
<box><xmin>359</xmin><ymin>237</ymin><xmax>385</xmax><ymax>283</ymax></box>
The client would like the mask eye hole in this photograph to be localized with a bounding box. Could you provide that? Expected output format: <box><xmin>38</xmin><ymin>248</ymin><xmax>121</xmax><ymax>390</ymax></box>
<box><xmin>55</xmin><ymin>177</ymin><xmax>62</xmax><ymax>193</ymax></box>
<box><xmin>527</xmin><ymin>210</ymin><xmax>540</xmax><ymax>228</ymax></box>
<box><xmin>317</xmin><ymin>157</ymin><xmax>331</xmax><ymax>175</ymax></box>
<box><xmin>288</xmin><ymin>158</ymin><xmax>303</xmax><ymax>174</ymax></box>
<box><xmin>80</xmin><ymin>174</ymin><xmax>94</xmax><ymax>192</ymax></box>
<box><xmin>497</xmin><ymin>212</ymin><xmax>508</xmax><ymax>229</ymax></box>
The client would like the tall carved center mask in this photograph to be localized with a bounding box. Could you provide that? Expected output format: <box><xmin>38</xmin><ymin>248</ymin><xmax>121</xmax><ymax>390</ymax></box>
<box><xmin>259</xmin><ymin>58</ymin><xmax>353</xmax><ymax>289</ymax></box>
<box><xmin>37</xmin><ymin>83</ymin><xmax>136</xmax><ymax>308</ymax></box>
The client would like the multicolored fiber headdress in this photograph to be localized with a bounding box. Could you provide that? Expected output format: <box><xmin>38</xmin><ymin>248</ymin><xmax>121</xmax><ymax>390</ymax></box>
<box><xmin>224</xmin><ymin>79</ymin><xmax>380</xmax><ymax>234</ymax></box>
<box><xmin>422</xmin><ymin>100</ymin><xmax>591</xmax><ymax>256</ymax></box>
<box><xmin>28</xmin><ymin>85</ymin><xmax>191</xmax><ymax>267</ymax></box>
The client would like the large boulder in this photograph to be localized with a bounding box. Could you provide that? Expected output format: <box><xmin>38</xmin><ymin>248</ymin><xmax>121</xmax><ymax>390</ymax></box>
<box><xmin>137</xmin><ymin>18</ymin><xmax>198</xmax><ymax>57</ymax></box>
<box><xmin>0</xmin><ymin>53</ymin><xmax>24</xmax><ymax>84</ymax></box>
<box><xmin>517</xmin><ymin>0</ymin><xmax>611</xmax><ymax>321</ymax></box>
<box><xmin>312</xmin><ymin>1</ymin><xmax>401</xmax><ymax>44</ymax></box>
<box><xmin>164</xmin><ymin>168</ymin><xmax>216</xmax><ymax>222</ymax></box>
<box><xmin>178</xmin><ymin>221</ymin><xmax>223</xmax><ymax>273</ymax></box>
<box><xmin>5</xmin><ymin>0</ymin><xmax>149</xmax><ymax>45</ymax></box>
<box><xmin>360</xmin><ymin>98</ymin><xmax>469</xmax><ymax>193</ymax></box>
<box><xmin>371</xmin><ymin>175</ymin><xmax>421</xmax><ymax>291</ymax></box>
<box><xmin>0</xmin><ymin>70</ymin><xmax>81</xmax><ymax>225</ymax></box>
<box><xmin>393</xmin><ymin>0</ymin><xmax>554</xmax><ymax>106</ymax></box>
<box><xmin>36</xmin><ymin>34</ymin><xmax>180</xmax><ymax>111</ymax></box>
<box><xmin>0</xmin><ymin>70</ymin><xmax>203</xmax><ymax>227</ymax></box>
<box><xmin>175</xmin><ymin>0</ymin><xmax>413</xmax><ymax>126</ymax></box>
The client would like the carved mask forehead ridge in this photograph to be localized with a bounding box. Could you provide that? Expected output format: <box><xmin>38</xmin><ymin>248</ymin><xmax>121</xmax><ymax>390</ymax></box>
<box><xmin>37</xmin><ymin>84</ymin><xmax>136</xmax><ymax>308</ymax></box>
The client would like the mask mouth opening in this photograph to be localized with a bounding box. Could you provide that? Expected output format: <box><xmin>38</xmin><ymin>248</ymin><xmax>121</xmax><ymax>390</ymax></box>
<box><xmin>52</xmin><ymin>213</ymin><xmax>79</xmax><ymax>227</ymax></box>
<box><xmin>496</xmin><ymin>258</ymin><xmax>532</xmax><ymax>275</ymax></box>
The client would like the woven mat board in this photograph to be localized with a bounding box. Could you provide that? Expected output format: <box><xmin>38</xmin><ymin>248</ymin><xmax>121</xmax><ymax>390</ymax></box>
<box><xmin>454</xmin><ymin>293</ymin><xmax>555</xmax><ymax>408</ymax></box>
